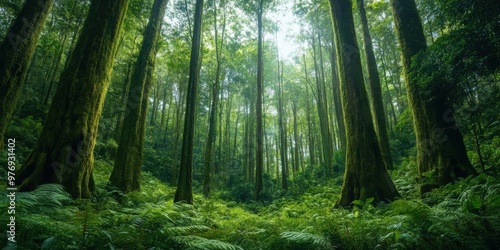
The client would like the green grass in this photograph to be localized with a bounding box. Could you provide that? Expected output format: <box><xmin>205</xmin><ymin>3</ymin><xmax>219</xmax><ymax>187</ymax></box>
<box><xmin>1</xmin><ymin>159</ymin><xmax>499</xmax><ymax>249</ymax></box>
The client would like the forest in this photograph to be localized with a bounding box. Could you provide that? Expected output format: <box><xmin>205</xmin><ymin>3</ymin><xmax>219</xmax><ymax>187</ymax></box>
<box><xmin>0</xmin><ymin>0</ymin><xmax>499</xmax><ymax>249</ymax></box>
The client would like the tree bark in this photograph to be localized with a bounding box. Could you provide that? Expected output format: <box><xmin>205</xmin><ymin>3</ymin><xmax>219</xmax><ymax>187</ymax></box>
<box><xmin>110</xmin><ymin>0</ymin><xmax>168</xmax><ymax>193</ymax></box>
<box><xmin>0</xmin><ymin>0</ymin><xmax>53</xmax><ymax>151</ymax></box>
<box><xmin>390</xmin><ymin>0</ymin><xmax>476</xmax><ymax>193</ymax></box>
<box><xmin>174</xmin><ymin>0</ymin><xmax>204</xmax><ymax>204</ymax></box>
<box><xmin>329</xmin><ymin>0</ymin><xmax>400</xmax><ymax>207</ymax></box>
<box><xmin>17</xmin><ymin>0</ymin><xmax>128</xmax><ymax>198</ymax></box>
<box><xmin>356</xmin><ymin>0</ymin><xmax>393</xmax><ymax>169</ymax></box>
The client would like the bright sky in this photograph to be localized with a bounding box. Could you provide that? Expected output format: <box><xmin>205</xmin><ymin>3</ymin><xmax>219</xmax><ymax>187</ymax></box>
<box><xmin>268</xmin><ymin>1</ymin><xmax>302</xmax><ymax>61</ymax></box>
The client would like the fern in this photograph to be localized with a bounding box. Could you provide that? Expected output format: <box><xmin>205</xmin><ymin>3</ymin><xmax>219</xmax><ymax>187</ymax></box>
<box><xmin>174</xmin><ymin>235</ymin><xmax>244</xmax><ymax>250</ymax></box>
<box><xmin>165</xmin><ymin>225</ymin><xmax>211</xmax><ymax>235</ymax></box>
<box><xmin>280</xmin><ymin>231</ymin><xmax>332</xmax><ymax>249</ymax></box>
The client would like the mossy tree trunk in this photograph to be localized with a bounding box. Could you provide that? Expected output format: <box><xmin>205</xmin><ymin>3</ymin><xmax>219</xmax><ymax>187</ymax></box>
<box><xmin>0</xmin><ymin>0</ymin><xmax>53</xmax><ymax>151</ymax></box>
<box><xmin>174</xmin><ymin>0</ymin><xmax>204</xmax><ymax>204</ymax></box>
<box><xmin>357</xmin><ymin>0</ymin><xmax>393</xmax><ymax>170</ymax></box>
<box><xmin>329</xmin><ymin>0</ymin><xmax>400</xmax><ymax>207</ymax></box>
<box><xmin>110</xmin><ymin>0</ymin><xmax>168</xmax><ymax>193</ymax></box>
<box><xmin>390</xmin><ymin>0</ymin><xmax>476</xmax><ymax>193</ymax></box>
<box><xmin>254</xmin><ymin>0</ymin><xmax>264</xmax><ymax>200</ymax></box>
<box><xmin>17</xmin><ymin>0</ymin><xmax>128</xmax><ymax>198</ymax></box>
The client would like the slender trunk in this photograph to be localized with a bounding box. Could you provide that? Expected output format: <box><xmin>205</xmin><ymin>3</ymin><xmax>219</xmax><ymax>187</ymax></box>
<box><xmin>254</xmin><ymin>0</ymin><xmax>264</xmax><ymax>199</ymax></box>
<box><xmin>312</xmin><ymin>33</ymin><xmax>333</xmax><ymax>175</ymax></box>
<box><xmin>114</xmin><ymin>57</ymin><xmax>135</xmax><ymax>139</ymax></box>
<box><xmin>110</xmin><ymin>0</ymin><xmax>168</xmax><ymax>193</ymax></box>
<box><xmin>303</xmin><ymin>55</ymin><xmax>316</xmax><ymax>166</ymax></box>
<box><xmin>278</xmin><ymin>60</ymin><xmax>288</xmax><ymax>190</ymax></box>
<box><xmin>160</xmin><ymin>84</ymin><xmax>168</xmax><ymax>133</ymax></box>
<box><xmin>174</xmin><ymin>0</ymin><xmax>204</xmax><ymax>204</ymax></box>
<box><xmin>329</xmin><ymin>43</ymin><xmax>346</xmax><ymax>150</ymax></box>
<box><xmin>357</xmin><ymin>0</ymin><xmax>393</xmax><ymax>170</ymax></box>
<box><xmin>203</xmin><ymin>0</ymin><xmax>225</xmax><ymax>197</ymax></box>
<box><xmin>44</xmin><ymin>34</ymin><xmax>68</xmax><ymax>105</ymax></box>
<box><xmin>292</xmin><ymin>101</ymin><xmax>299</xmax><ymax>175</ymax></box>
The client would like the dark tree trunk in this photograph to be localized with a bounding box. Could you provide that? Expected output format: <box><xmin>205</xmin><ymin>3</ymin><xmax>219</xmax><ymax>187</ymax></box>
<box><xmin>17</xmin><ymin>0</ymin><xmax>128</xmax><ymax>198</ymax></box>
<box><xmin>329</xmin><ymin>0</ymin><xmax>400</xmax><ymax>207</ymax></box>
<box><xmin>0</xmin><ymin>0</ymin><xmax>53</xmax><ymax>151</ymax></box>
<box><xmin>254</xmin><ymin>0</ymin><xmax>264</xmax><ymax>200</ymax></box>
<box><xmin>390</xmin><ymin>0</ymin><xmax>476</xmax><ymax>193</ymax></box>
<box><xmin>357</xmin><ymin>0</ymin><xmax>393</xmax><ymax>169</ymax></box>
<box><xmin>174</xmin><ymin>0</ymin><xmax>204</xmax><ymax>204</ymax></box>
<box><xmin>110</xmin><ymin>0</ymin><xmax>167</xmax><ymax>193</ymax></box>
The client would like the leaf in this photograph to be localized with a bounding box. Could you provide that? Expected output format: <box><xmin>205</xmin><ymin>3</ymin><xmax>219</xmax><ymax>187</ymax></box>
<box><xmin>280</xmin><ymin>231</ymin><xmax>331</xmax><ymax>248</ymax></box>
<box><xmin>41</xmin><ymin>237</ymin><xmax>57</xmax><ymax>250</ymax></box>
<box><xmin>366</xmin><ymin>197</ymin><xmax>375</xmax><ymax>204</ymax></box>
<box><xmin>394</xmin><ymin>230</ymin><xmax>401</xmax><ymax>241</ymax></box>
<box><xmin>351</xmin><ymin>200</ymin><xmax>364</xmax><ymax>206</ymax></box>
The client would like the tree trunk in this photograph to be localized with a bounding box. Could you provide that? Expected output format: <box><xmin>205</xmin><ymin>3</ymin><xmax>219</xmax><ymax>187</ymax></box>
<box><xmin>292</xmin><ymin>101</ymin><xmax>300</xmax><ymax>175</ymax></box>
<box><xmin>329</xmin><ymin>42</ymin><xmax>346</xmax><ymax>150</ymax></box>
<box><xmin>114</xmin><ymin>57</ymin><xmax>135</xmax><ymax>140</ymax></box>
<box><xmin>174</xmin><ymin>0</ymin><xmax>204</xmax><ymax>204</ymax></box>
<box><xmin>303</xmin><ymin>54</ymin><xmax>316</xmax><ymax>166</ymax></box>
<box><xmin>329</xmin><ymin>0</ymin><xmax>400</xmax><ymax>207</ymax></box>
<box><xmin>390</xmin><ymin>0</ymin><xmax>476</xmax><ymax>193</ymax></box>
<box><xmin>0</xmin><ymin>0</ymin><xmax>53</xmax><ymax>151</ymax></box>
<box><xmin>277</xmin><ymin>60</ymin><xmax>288</xmax><ymax>190</ymax></box>
<box><xmin>17</xmin><ymin>0</ymin><xmax>128</xmax><ymax>198</ymax></box>
<box><xmin>110</xmin><ymin>0</ymin><xmax>167</xmax><ymax>193</ymax></box>
<box><xmin>203</xmin><ymin>0</ymin><xmax>226</xmax><ymax>198</ymax></box>
<box><xmin>357</xmin><ymin>0</ymin><xmax>393</xmax><ymax>170</ymax></box>
<box><xmin>311</xmin><ymin>33</ymin><xmax>333</xmax><ymax>175</ymax></box>
<box><xmin>254</xmin><ymin>0</ymin><xmax>264</xmax><ymax>200</ymax></box>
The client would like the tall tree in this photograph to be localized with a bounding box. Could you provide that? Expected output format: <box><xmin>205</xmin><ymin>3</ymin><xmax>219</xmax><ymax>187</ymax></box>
<box><xmin>174</xmin><ymin>0</ymin><xmax>205</xmax><ymax>204</ymax></box>
<box><xmin>0</xmin><ymin>0</ymin><xmax>53</xmax><ymax>151</ymax></box>
<box><xmin>390</xmin><ymin>0</ymin><xmax>476</xmax><ymax>192</ymax></box>
<box><xmin>110</xmin><ymin>0</ymin><xmax>168</xmax><ymax>193</ymax></box>
<box><xmin>203</xmin><ymin>0</ymin><xmax>226</xmax><ymax>198</ymax></box>
<box><xmin>254</xmin><ymin>0</ymin><xmax>264</xmax><ymax>200</ymax></box>
<box><xmin>311</xmin><ymin>31</ymin><xmax>333</xmax><ymax>174</ymax></box>
<box><xmin>329</xmin><ymin>0</ymin><xmax>400</xmax><ymax>207</ymax></box>
<box><xmin>277</xmin><ymin>60</ymin><xmax>288</xmax><ymax>190</ymax></box>
<box><xmin>356</xmin><ymin>0</ymin><xmax>393</xmax><ymax>169</ymax></box>
<box><xmin>17</xmin><ymin>0</ymin><xmax>129</xmax><ymax>198</ymax></box>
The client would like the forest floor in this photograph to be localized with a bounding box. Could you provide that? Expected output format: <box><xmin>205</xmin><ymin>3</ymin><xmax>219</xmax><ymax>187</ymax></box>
<box><xmin>1</xmin><ymin>158</ymin><xmax>500</xmax><ymax>250</ymax></box>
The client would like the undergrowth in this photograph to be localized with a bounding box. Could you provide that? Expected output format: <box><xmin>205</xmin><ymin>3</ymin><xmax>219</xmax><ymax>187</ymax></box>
<box><xmin>1</xmin><ymin>159</ymin><xmax>499</xmax><ymax>249</ymax></box>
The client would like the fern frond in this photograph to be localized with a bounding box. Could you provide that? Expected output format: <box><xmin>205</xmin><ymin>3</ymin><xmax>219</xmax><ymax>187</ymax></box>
<box><xmin>280</xmin><ymin>231</ymin><xmax>331</xmax><ymax>248</ymax></box>
<box><xmin>174</xmin><ymin>235</ymin><xmax>244</xmax><ymax>250</ymax></box>
<box><xmin>164</xmin><ymin>225</ymin><xmax>210</xmax><ymax>236</ymax></box>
